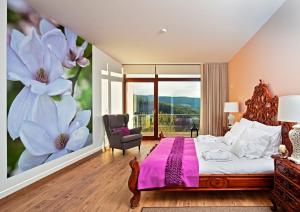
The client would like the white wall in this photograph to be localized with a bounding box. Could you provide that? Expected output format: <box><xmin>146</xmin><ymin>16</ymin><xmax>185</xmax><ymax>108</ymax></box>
<box><xmin>0</xmin><ymin>1</ymin><xmax>122</xmax><ymax>199</ymax></box>
<box><xmin>229</xmin><ymin>0</ymin><xmax>300</xmax><ymax>116</ymax></box>
<box><xmin>93</xmin><ymin>47</ymin><xmax>123</xmax><ymax>148</ymax></box>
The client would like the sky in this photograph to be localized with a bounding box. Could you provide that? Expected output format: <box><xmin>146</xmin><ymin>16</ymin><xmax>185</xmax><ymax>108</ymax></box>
<box><xmin>129</xmin><ymin>81</ymin><xmax>201</xmax><ymax>98</ymax></box>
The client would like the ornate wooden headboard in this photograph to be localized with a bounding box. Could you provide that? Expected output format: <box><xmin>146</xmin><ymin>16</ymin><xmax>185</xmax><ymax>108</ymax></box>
<box><xmin>242</xmin><ymin>80</ymin><xmax>293</xmax><ymax>155</ymax></box>
<box><xmin>243</xmin><ymin>80</ymin><xmax>279</xmax><ymax>126</ymax></box>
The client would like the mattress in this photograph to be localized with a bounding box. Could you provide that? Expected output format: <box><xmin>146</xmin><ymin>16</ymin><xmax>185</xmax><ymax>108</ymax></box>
<box><xmin>194</xmin><ymin>138</ymin><xmax>274</xmax><ymax>174</ymax></box>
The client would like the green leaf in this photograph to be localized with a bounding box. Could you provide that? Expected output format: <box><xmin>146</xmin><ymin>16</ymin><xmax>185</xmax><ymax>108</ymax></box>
<box><xmin>51</xmin><ymin>95</ymin><xmax>62</xmax><ymax>101</ymax></box>
<box><xmin>7</xmin><ymin>8</ymin><xmax>21</xmax><ymax>24</ymax></box>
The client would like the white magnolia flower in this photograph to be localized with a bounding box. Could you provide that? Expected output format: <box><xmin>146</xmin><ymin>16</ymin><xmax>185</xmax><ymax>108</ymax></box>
<box><xmin>7</xmin><ymin>28</ymin><xmax>72</xmax><ymax>139</ymax></box>
<box><xmin>18</xmin><ymin>95</ymin><xmax>91</xmax><ymax>171</ymax></box>
<box><xmin>64</xmin><ymin>28</ymin><xmax>90</xmax><ymax>68</ymax></box>
<box><xmin>8</xmin><ymin>28</ymin><xmax>71</xmax><ymax>95</ymax></box>
<box><xmin>39</xmin><ymin>19</ymin><xmax>90</xmax><ymax>69</ymax></box>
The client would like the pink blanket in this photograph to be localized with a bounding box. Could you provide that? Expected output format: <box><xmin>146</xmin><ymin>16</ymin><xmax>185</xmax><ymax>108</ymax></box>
<box><xmin>138</xmin><ymin>137</ymin><xmax>199</xmax><ymax>190</ymax></box>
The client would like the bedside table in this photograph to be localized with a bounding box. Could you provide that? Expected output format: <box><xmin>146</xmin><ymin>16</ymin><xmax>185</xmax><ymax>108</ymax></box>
<box><xmin>270</xmin><ymin>157</ymin><xmax>300</xmax><ymax>211</ymax></box>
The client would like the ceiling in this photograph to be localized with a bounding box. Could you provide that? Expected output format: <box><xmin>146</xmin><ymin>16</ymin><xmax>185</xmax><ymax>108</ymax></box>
<box><xmin>27</xmin><ymin>0</ymin><xmax>286</xmax><ymax>64</ymax></box>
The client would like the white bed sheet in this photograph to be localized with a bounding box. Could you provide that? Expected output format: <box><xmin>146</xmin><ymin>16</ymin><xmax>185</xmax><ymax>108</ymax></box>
<box><xmin>194</xmin><ymin>138</ymin><xmax>274</xmax><ymax>174</ymax></box>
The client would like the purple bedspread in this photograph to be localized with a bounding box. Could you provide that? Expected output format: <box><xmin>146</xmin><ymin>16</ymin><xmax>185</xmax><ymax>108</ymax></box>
<box><xmin>138</xmin><ymin>137</ymin><xmax>199</xmax><ymax>190</ymax></box>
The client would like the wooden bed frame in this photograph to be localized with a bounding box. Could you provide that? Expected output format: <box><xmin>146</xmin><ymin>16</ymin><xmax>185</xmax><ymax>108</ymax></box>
<box><xmin>128</xmin><ymin>80</ymin><xmax>294</xmax><ymax>208</ymax></box>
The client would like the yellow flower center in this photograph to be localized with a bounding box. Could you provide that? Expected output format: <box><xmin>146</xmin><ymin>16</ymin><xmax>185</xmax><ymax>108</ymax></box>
<box><xmin>55</xmin><ymin>134</ymin><xmax>69</xmax><ymax>150</ymax></box>
<box><xmin>35</xmin><ymin>68</ymin><xmax>49</xmax><ymax>83</ymax></box>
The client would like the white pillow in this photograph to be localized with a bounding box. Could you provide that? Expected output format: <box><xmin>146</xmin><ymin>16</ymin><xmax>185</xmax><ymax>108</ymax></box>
<box><xmin>253</xmin><ymin>121</ymin><xmax>282</xmax><ymax>156</ymax></box>
<box><xmin>240</xmin><ymin>118</ymin><xmax>255</xmax><ymax>128</ymax></box>
<box><xmin>231</xmin><ymin>128</ymin><xmax>272</xmax><ymax>159</ymax></box>
<box><xmin>231</xmin><ymin>139</ymin><xmax>247</xmax><ymax>158</ymax></box>
<box><xmin>223</xmin><ymin>122</ymin><xmax>247</xmax><ymax>146</ymax></box>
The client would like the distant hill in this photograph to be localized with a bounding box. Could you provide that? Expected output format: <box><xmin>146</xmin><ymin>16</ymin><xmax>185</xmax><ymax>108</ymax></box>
<box><xmin>159</xmin><ymin>96</ymin><xmax>200</xmax><ymax>112</ymax></box>
<box><xmin>134</xmin><ymin>95</ymin><xmax>200</xmax><ymax>114</ymax></box>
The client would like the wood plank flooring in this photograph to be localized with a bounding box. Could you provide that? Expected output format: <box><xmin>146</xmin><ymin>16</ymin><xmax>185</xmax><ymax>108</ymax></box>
<box><xmin>0</xmin><ymin>141</ymin><xmax>272</xmax><ymax>212</ymax></box>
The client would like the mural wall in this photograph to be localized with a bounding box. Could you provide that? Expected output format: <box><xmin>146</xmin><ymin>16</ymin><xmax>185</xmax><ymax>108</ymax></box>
<box><xmin>7</xmin><ymin>0</ymin><xmax>93</xmax><ymax>177</ymax></box>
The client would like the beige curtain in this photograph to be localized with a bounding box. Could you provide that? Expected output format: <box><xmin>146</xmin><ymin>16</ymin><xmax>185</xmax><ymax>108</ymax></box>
<box><xmin>200</xmin><ymin>63</ymin><xmax>228</xmax><ymax>136</ymax></box>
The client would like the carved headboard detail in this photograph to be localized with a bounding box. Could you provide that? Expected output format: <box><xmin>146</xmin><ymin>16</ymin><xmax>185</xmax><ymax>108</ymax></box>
<box><xmin>242</xmin><ymin>80</ymin><xmax>293</xmax><ymax>155</ymax></box>
<box><xmin>243</xmin><ymin>80</ymin><xmax>279</xmax><ymax>126</ymax></box>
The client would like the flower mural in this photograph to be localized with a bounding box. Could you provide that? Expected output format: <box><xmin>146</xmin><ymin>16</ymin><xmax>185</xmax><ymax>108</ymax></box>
<box><xmin>7</xmin><ymin>1</ymin><xmax>93</xmax><ymax>176</ymax></box>
<box><xmin>7</xmin><ymin>28</ymin><xmax>71</xmax><ymax>140</ymax></box>
<box><xmin>18</xmin><ymin>95</ymin><xmax>91</xmax><ymax>171</ymax></box>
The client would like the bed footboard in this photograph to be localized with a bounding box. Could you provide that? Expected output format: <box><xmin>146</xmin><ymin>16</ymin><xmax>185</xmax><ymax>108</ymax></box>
<box><xmin>128</xmin><ymin>156</ymin><xmax>274</xmax><ymax>209</ymax></box>
<box><xmin>128</xmin><ymin>157</ymin><xmax>141</xmax><ymax>208</ymax></box>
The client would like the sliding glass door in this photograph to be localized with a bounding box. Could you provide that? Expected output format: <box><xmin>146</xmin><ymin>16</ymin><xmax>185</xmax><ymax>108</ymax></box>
<box><xmin>125</xmin><ymin>77</ymin><xmax>200</xmax><ymax>139</ymax></box>
<box><xmin>158</xmin><ymin>81</ymin><xmax>200</xmax><ymax>137</ymax></box>
<box><xmin>126</xmin><ymin>82</ymin><xmax>156</xmax><ymax>138</ymax></box>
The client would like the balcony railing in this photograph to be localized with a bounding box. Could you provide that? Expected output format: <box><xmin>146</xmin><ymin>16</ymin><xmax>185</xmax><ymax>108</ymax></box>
<box><xmin>131</xmin><ymin>114</ymin><xmax>200</xmax><ymax>136</ymax></box>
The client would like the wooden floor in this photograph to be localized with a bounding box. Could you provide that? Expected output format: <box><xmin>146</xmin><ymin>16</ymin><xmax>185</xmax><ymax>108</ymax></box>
<box><xmin>0</xmin><ymin>141</ymin><xmax>272</xmax><ymax>212</ymax></box>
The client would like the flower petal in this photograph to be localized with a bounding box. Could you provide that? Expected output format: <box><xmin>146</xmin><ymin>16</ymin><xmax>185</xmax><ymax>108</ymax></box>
<box><xmin>44</xmin><ymin>50</ymin><xmax>64</xmax><ymax>82</ymax></box>
<box><xmin>77</xmin><ymin>57</ymin><xmax>90</xmax><ymax>68</ymax></box>
<box><xmin>77</xmin><ymin>41</ymin><xmax>88</xmax><ymax>58</ymax></box>
<box><xmin>69</xmin><ymin>110</ymin><xmax>91</xmax><ymax>133</ymax></box>
<box><xmin>76</xmin><ymin>41</ymin><xmax>87</xmax><ymax>60</ymax></box>
<box><xmin>18</xmin><ymin>28</ymin><xmax>46</xmax><ymax>74</ymax></box>
<box><xmin>8</xmin><ymin>72</ymin><xmax>34</xmax><ymax>87</ymax></box>
<box><xmin>10</xmin><ymin>29</ymin><xmax>25</xmax><ymax>52</ymax></box>
<box><xmin>63</xmin><ymin>59</ymin><xmax>76</xmax><ymax>69</ymax></box>
<box><xmin>8</xmin><ymin>87</ymin><xmax>38</xmax><ymax>140</ymax></box>
<box><xmin>80</xmin><ymin>41</ymin><xmax>88</xmax><ymax>51</ymax></box>
<box><xmin>45</xmin><ymin>149</ymin><xmax>69</xmax><ymax>162</ymax></box>
<box><xmin>42</xmin><ymin>28</ymin><xmax>67</xmax><ymax>62</ymax></box>
<box><xmin>31</xmin><ymin>95</ymin><xmax>60</xmax><ymax>138</ymax></box>
<box><xmin>47</xmin><ymin>78</ymin><xmax>72</xmax><ymax>96</ymax></box>
<box><xmin>39</xmin><ymin>19</ymin><xmax>56</xmax><ymax>35</ymax></box>
<box><xmin>18</xmin><ymin>149</ymin><xmax>49</xmax><ymax>172</ymax></box>
<box><xmin>56</xmin><ymin>95</ymin><xmax>77</xmax><ymax>133</ymax></box>
<box><xmin>20</xmin><ymin>121</ymin><xmax>57</xmax><ymax>156</ymax></box>
<box><xmin>7</xmin><ymin>45</ymin><xmax>33</xmax><ymax>83</ymax></box>
<box><xmin>8</xmin><ymin>0</ymin><xmax>32</xmax><ymax>13</ymax></box>
<box><xmin>64</xmin><ymin>28</ymin><xmax>77</xmax><ymax>51</ymax></box>
<box><xmin>83</xmin><ymin>134</ymin><xmax>93</xmax><ymax>147</ymax></box>
<box><xmin>29</xmin><ymin>80</ymin><xmax>48</xmax><ymax>95</ymax></box>
<box><xmin>66</xmin><ymin>126</ymin><xmax>89</xmax><ymax>151</ymax></box>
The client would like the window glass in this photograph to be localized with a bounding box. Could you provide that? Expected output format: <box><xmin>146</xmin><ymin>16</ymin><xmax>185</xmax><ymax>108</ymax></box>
<box><xmin>126</xmin><ymin>82</ymin><xmax>154</xmax><ymax>136</ymax></box>
<box><xmin>111</xmin><ymin>81</ymin><xmax>123</xmax><ymax>114</ymax></box>
<box><xmin>158</xmin><ymin>81</ymin><xmax>201</xmax><ymax>137</ymax></box>
<box><xmin>101</xmin><ymin>79</ymin><xmax>109</xmax><ymax>115</ymax></box>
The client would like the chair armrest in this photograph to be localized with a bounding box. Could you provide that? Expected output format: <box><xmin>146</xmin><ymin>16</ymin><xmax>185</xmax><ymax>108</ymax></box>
<box><xmin>130</xmin><ymin>127</ymin><xmax>142</xmax><ymax>135</ymax></box>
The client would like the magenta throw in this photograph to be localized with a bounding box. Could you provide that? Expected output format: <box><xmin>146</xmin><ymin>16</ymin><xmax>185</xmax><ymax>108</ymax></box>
<box><xmin>138</xmin><ymin>137</ymin><xmax>199</xmax><ymax>190</ymax></box>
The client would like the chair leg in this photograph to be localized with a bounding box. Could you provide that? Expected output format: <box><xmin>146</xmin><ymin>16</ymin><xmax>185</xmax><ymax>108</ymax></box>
<box><xmin>112</xmin><ymin>148</ymin><xmax>114</xmax><ymax>153</ymax></box>
<box><xmin>138</xmin><ymin>145</ymin><xmax>140</xmax><ymax>152</ymax></box>
<box><xmin>123</xmin><ymin>149</ymin><xmax>125</xmax><ymax>155</ymax></box>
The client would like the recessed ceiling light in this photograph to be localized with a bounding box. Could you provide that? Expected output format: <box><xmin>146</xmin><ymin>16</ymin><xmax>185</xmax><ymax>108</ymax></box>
<box><xmin>159</xmin><ymin>28</ymin><xmax>167</xmax><ymax>33</ymax></box>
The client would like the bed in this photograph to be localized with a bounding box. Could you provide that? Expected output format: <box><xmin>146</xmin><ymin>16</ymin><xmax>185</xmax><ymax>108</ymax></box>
<box><xmin>128</xmin><ymin>80</ymin><xmax>294</xmax><ymax>208</ymax></box>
